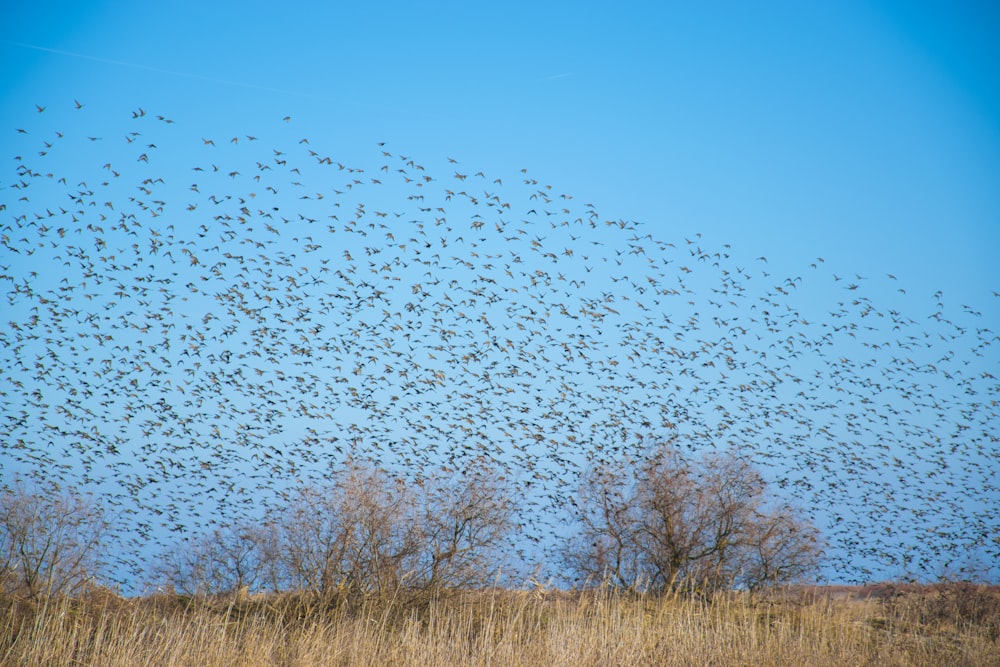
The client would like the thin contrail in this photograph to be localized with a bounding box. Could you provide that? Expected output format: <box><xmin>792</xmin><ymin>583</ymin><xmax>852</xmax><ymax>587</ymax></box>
<box><xmin>3</xmin><ymin>39</ymin><xmax>338</xmax><ymax>102</ymax></box>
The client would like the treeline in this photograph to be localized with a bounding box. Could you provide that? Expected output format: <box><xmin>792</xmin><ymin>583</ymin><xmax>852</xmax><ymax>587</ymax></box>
<box><xmin>2</xmin><ymin>444</ymin><xmax>822</xmax><ymax>599</ymax></box>
<box><xmin>152</xmin><ymin>462</ymin><xmax>514</xmax><ymax>598</ymax></box>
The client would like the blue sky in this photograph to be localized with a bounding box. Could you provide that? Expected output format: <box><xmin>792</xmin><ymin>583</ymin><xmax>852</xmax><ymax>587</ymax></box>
<box><xmin>4</xmin><ymin>1</ymin><xmax>998</xmax><ymax>298</ymax></box>
<box><xmin>2</xmin><ymin>1</ymin><xmax>999</xmax><ymax>587</ymax></box>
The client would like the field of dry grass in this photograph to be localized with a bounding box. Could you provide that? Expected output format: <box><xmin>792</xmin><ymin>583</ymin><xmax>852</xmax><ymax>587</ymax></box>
<box><xmin>2</xmin><ymin>583</ymin><xmax>998</xmax><ymax>666</ymax></box>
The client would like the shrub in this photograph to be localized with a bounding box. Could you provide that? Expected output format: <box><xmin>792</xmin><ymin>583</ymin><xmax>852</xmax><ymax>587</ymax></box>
<box><xmin>0</xmin><ymin>478</ymin><xmax>109</xmax><ymax>598</ymax></box>
<box><xmin>564</xmin><ymin>442</ymin><xmax>821</xmax><ymax>595</ymax></box>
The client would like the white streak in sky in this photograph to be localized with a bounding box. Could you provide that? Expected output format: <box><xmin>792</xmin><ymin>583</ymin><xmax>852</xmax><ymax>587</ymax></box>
<box><xmin>3</xmin><ymin>39</ymin><xmax>337</xmax><ymax>102</ymax></box>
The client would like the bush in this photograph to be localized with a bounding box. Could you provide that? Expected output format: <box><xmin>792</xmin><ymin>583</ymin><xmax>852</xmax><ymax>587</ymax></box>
<box><xmin>151</xmin><ymin>461</ymin><xmax>515</xmax><ymax>599</ymax></box>
<box><xmin>563</xmin><ymin>443</ymin><xmax>821</xmax><ymax>595</ymax></box>
<box><xmin>0</xmin><ymin>479</ymin><xmax>110</xmax><ymax>598</ymax></box>
<box><xmin>152</xmin><ymin>522</ymin><xmax>270</xmax><ymax>596</ymax></box>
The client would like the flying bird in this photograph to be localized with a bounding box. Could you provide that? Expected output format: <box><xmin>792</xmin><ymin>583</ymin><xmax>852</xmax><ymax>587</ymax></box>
<box><xmin>1</xmin><ymin>101</ymin><xmax>996</xmax><ymax>592</ymax></box>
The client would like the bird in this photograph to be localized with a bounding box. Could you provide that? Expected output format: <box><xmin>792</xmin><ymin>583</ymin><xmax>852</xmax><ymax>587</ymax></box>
<box><xmin>1</xmin><ymin>100</ymin><xmax>996</xmax><ymax>594</ymax></box>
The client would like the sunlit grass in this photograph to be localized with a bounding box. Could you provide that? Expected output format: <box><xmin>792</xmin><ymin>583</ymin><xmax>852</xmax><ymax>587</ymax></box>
<box><xmin>2</xmin><ymin>583</ymin><xmax>997</xmax><ymax>666</ymax></box>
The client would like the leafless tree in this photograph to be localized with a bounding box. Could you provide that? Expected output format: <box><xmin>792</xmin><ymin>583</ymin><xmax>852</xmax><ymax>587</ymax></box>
<box><xmin>268</xmin><ymin>462</ymin><xmax>516</xmax><ymax>596</ymax></box>
<box><xmin>151</xmin><ymin>522</ymin><xmax>270</xmax><ymax>596</ymax></box>
<box><xmin>150</xmin><ymin>461</ymin><xmax>516</xmax><ymax>598</ymax></box>
<box><xmin>414</xmin><ymin>466</ymin><xmax>515</xmax><ymax>590</ymax></box>
<box><xmin>267</xmin><ymin>462</ymin><xmax>421</xmax><ymax>597</ymax></box>
<box><xmin>564</xmin><ymin>443</ymin><xmax>822</xmax><ymax>595</ymax></box>
<box><xmin>563</xmin><ymin>458</ymin><xmax>644</xmax><ymax>591</ymax></box>
<box><xmin>0</xmin><ymin>479</ymin><xmax>109</xmax><ymax>598</ymax></box>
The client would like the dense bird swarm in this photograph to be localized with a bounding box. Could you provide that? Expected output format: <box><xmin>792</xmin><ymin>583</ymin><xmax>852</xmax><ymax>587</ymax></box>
<box><xmin>2</xmin><ymin>103</ymin><xmax>998</xmax><ymax>588</ymax></box>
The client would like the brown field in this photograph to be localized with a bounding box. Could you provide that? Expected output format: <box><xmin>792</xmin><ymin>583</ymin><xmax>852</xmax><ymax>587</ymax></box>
<box><xmin>2</xmin><ymin>582</ymin><xmax>998</xmax><ymax>666</ymax></box>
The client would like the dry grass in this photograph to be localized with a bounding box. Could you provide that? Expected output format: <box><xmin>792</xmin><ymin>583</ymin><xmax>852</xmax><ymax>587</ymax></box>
<box><xmin>2</xmin><ymin>583</ymin><xmax>997</xmax><ymax>666</ymax></box>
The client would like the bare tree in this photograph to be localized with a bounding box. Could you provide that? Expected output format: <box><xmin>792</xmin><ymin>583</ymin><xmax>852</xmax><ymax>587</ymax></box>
<box><xmin>289</xmin><ymin>463</ymin><xmax>420</xmax><ymax>597</ymax></box>
<box><xmin>151</xmin><ymin>522</ymin><xmax>269</xmax><ymax>596</ymax></box>
<box><xmin>269</xmin><ymin>462</ymin><xmax>515</xmax><ymax>596</ymax></box>
<box><xmin>0</xmin><ymin>479</ymin><xmax>109</xmax><ymax>598</ymax></box>
<box><xmin>564</xmin><ymin>443</ymin><xmax>822</xmax><ymax>595</ymax></box>
<box><xmin>267</xmin><ymin>482</ymin><xmax>355</xmax><ymax>596</ymax></box>
<box><xmin>415</xmin><ymin>466</ymin><xmax>515</xmax><ymax>590</ymax></box>
<box><xmin>740</xmin><ymin>503</ymin><xmax>823</xmax><ymax>590</ymax></box>
<box><xmin>563</xmin><ymin>458</ymin><xmax>644</xmax><ymax>591</ymax></box>
<box><xmin>336</xmin><ymin>464</ymin><xmax>422</xmax><ymax>597</ymax></box>
<box><xmin>151</xmin><ymin>461</ymin><xmax>516</xmax><ymax>598</ymax></box>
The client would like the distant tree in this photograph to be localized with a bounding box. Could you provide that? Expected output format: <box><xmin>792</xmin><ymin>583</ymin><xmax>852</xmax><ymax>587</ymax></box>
<box><xmin>0</xmin><ymin>479</ymin><xmax>109</xmax><ymax>598</ymax></box>
<box><xmin>415</xmin><ymin>465</ymin><xmax>515</xmax><ymax>590</ymax></box>
<box><xmin>152</xmin><ymin>461</ymin><xmax>516</xmax><ymax>598</ymax></box>
<box><xmin>151</xmin><ymin>522</ymin><xmax>270</xmax><ymax>596</ymax></box>
<box><xmin>270</xmin><ymin>462</ymin><xmax>515</xmax><ymax>596</ymax></box>
<box><xmin>268</xmin><ymin>463</ymin><xmax>421</xmax><ymax>598</ymax></box>
<box><xmin>564</xmin><ymin>443</ymin><xmax>821</xmax><ymax>595</ymax></box>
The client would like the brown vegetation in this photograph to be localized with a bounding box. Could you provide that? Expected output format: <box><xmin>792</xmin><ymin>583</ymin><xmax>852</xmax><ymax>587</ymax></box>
<box><xmin>2</xmin><ymin>583</ymin><xmax>997</xmax><ymax>666</ymax></box>
<box><xmin>150</xmin><ymin>461</ymin><xmax>516</xmax><ymax>598</ymax></box>
<box><xmin>563</xmin><ymin>443</ymin><xmax>822</xmax><ymax>595</ymax></box>
<box><xmin>0</xmin><ymin>480</ymin><xmax>109</xmax><ymax>599</ymax></box>
<box><xmin>3</xmin><ymin>459</ymin><xmax>995</xmax><ymax>665</ymax></box>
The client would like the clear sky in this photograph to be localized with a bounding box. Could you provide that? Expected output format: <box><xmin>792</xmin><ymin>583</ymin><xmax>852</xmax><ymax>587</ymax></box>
<box><xmin>2</xmin><ymin>1</ymin><xmax>999</xmax><ymax>589</ymax></box>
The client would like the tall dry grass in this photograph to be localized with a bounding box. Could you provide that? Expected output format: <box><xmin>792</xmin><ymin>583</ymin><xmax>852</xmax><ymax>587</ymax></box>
<box><xmin>2</xmin><ymin>583</ymin><xmax>997</xmax><ymax>666</ymax></box>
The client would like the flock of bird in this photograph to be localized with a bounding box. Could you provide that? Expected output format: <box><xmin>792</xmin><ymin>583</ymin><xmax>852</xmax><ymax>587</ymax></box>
<box><xmin>2</xmin><ymin>101</ymin><xmax>998</xmax><ymax>588</ymax></box>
